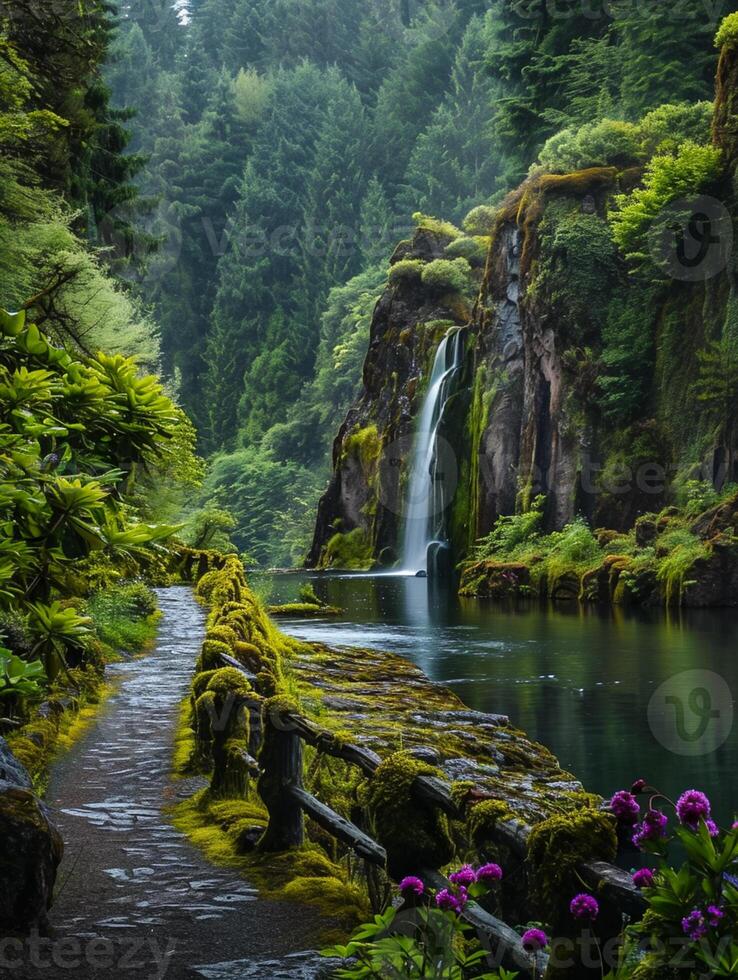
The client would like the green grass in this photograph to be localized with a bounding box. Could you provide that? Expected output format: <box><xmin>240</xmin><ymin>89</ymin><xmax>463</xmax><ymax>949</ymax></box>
<box><xmin>87</xmin><ymin>582</ymin><xmax>160</xmax><ymax>654</ymax></box>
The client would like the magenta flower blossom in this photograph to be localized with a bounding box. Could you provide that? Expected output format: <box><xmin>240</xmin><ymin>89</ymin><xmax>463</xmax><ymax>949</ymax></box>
<box><xmin>707</xmin><ymin>905</ymin><xmax>724</xmax><ymax>927</ymax></box>
<box><xmin>449</xmin><ymin>864</ymin><xmax>477</xmax><ymax>887</ymax></box>
<box><xmin>632</xmin><ymin>868</ymin><xmax>655</xmax><ymax>889</ymax></box>
<box><xmin>682</xmin><ymin>909</ymin><xmax>708</xmax><ymax>942</ymax></box>
<box><xmin>631</xmin><ymin>778</ymin><xmax>647</xmax><ymax>795</ymax></box>
<box><xmin>676</xmin><ymin>790</ymin><xmax>711</xmax><ymax>829</ymax></box>
<box><xmin>610</xmin><ymin>790</ymin><xmax>641</xmax><ymax>824</ymax></box>
<box><xmin>632</xmin><ymin>809</ymin><xmax>668</xmax><ymax>848</ymax></box>
<box><xmin>521</xmin><ymin>928</ymin><xmax>548</xmax><ymax>952</ymax></box>
<box><xmin>399</xmin><ymin>876</ymin><xmax>424</xmax><ymax>897</ymax></box>
<box><xmin>705</xmin><ymin>819</ymin><xmax>720</xmax><ymax>837</ymax></box>
<box><xmin>436</xmin><ymin>887</ymin><xmax>468</xmax><ymax>913</ymax></box>
<box><xmin>476</xmin><ymin>863</ymin><xmax>503</xmax><ymax>883</ymax></box>
<box><xmin>570</xmin><ymin>894</ymin><xmax>599</xmax><ymax>921</ymax></box>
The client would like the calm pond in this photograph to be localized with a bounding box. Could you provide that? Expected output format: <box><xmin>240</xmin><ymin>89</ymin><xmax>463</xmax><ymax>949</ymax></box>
<box><xmin>264</xmin><ymin>572</ymin><xmax>738</xmax><ymax>822</ymax></box>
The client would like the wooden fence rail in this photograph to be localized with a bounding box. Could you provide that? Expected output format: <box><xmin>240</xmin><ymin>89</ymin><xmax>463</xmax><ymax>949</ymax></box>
<box><xmin>215</xmin><ymin>650</ymin><xmax>645</xmax><ymax>967</ymax></box>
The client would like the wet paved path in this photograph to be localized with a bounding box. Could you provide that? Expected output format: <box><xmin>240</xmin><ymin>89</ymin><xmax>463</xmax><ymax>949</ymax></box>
<box><xmin>14</xmin><ymin>587</ymin><xmax>326</xmax><ymax>980</ymax></box>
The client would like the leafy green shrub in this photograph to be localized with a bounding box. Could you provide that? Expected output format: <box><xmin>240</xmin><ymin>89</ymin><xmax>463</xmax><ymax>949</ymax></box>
<box><xmin>537</xmin><ymin>119</ymin><xmax>640</xmax><ymax>173</ymax></box>
<box><xmin>715</xmin><ymin>11</ymin><xmax>738</xmax><ymax>47</ymax></box>
<box><xmin>610</xmin><ymin>142</ymin><xmax>723</xmax><ymax>259</ymax></box>
<box><xmin>27</xmin><ymin>602</ymin><xmax>92</xmax><ymax>680</ymax></box>
<box><xmin>0</xmin><ymin>647</ymin><xmax>45</xmax><ymax>704</ymax></box>
<box><xmin>462</xmin><ymin>204</ymin><xmax>497</xmax><ymax>236</ymax></box>
<box><xmin>298</xmin><ymin>583</ymin><xmax>322</xmax><ymax>606</ymax></box>
<box><xmin>681</xmin><ymin>479</ymin><xmax>722</xmax><ymax>516</ymax></box>
<box><xmin>388</xmin><ymin>258</ymin><xmax>425</xmax><ymax>283</ymax></box>
<box><xmin>421</xmin><ymin>257</ymin><xmax>472</xmax><ymax>294</ymax></box>
<box><xmin>87</xmin><ymin>583</ymin><xmax>158</xmax><ymax>653</ymax></box>
<box><xmin>412</xmin><ymin>212</ymin><xmax>462</xmax><ymax>239</ymax></box>
<box><xmin>444</xmin><ymin>236</ymin><xmax>488</xmax><ymax>266</ymax></box>
<box><xmin>321</xmin><ymin>528</ymin><xmax>373</xmax><ymax>570</ymax></box>
<box><xmin>473</xmin><ymin>495</ymin><xmax>546</xmax><ymax>559</ymax></box>
<box><xmin>637</xmin><ymin>102</ymin><xmax>712</xmax><ymax>158</ymax></box>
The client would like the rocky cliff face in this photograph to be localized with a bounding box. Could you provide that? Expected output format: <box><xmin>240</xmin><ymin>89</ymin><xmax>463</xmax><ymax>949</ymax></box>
<box><xmin>310</xmin><ymin>47</ymin><xmax>738</xmax><ymax>572</ymax></box>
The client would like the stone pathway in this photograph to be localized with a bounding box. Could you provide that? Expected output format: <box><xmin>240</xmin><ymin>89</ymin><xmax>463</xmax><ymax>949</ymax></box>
<box><xmin>12</xmin><ymin>587</ymin><xmax>327</xmax><ymax>980</ymax></box>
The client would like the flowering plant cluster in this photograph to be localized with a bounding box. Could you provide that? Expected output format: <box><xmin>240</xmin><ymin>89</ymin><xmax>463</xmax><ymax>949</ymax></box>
<box><xmin>606</xmin><ymin>781</ymin><xmax>738</xmax><ymax>977</ymax></box>
<box><xmin>325</xmin><ymin>864</ymin><xmax>522</xmax><ymax>979</ymax></box>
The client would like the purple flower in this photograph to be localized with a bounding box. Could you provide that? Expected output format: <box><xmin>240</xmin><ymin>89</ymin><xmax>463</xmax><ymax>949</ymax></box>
<box><xmin>521</xmin><ymin>928</ymin><xmax>548</xmax><ymax>952</ymax></box>
<box><xmin>632</xmin><ymin>808</ymin><xmax>668</xmax><ymax>848</ymax></box>
<box><xmin>676</xmin><ymin>790</ymin><xmax>711</xmax><ymax>829</ymax></box>
<box><xmin>706</xmin><ymin>819</ymin><xmax>720</xmax><ymax>837</ymax></box>
<box><xmin>456</xmin><ymin>886</ymin><xmax>469</xmax><ymax>910</ymax></box>
<box><xmin>610</xmin><ymin>790</ymin><xmax>641</xmax><ymax>824</ymax></box>
<box><xmin>631</xmin><ymin>778</ymin><xmax>647</xmax><ymax>795</ymax></box>
<box><xmin>707</xmin><ymin>905</ymin><xmax>724</xmax><ymax>928</ymax></box>
<box><xmin>570</xmin><ymin>893</ymin><xmax>599</xmax><ymax>921</ymax></box>
<box><xmin>449</xmin><ymin>864</ymin><xmax>477</xmax><ymax>887</ymax></box>
<box><xmin>435</xmin><ymin>888</ymin><xmax>458</xmax><ymax>912</ymax></box>
<box><xmin>682</xmin><ymin>909</ymin><xmax>708</xmax><ymax>942</ymax></box>
<box><xmin>399</xmin><ymin>876</ymin><xmax>424</xmax><ymax>897</ymax></box>
<box><xmin>476</xmin><ymin>863</ymin><xmax>503</xmax><ymax>883</ymax></box>
<box><xmin>632</xmin><ymin>868</ymin><xmax>655</xmax><ymax>889</ymax></box>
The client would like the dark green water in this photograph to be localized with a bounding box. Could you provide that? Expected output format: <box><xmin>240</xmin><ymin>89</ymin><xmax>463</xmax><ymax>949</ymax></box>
<box><xmin>265</xmin><ymin>572</ymin><xmax>738</xmax><ymax>822</ymax></box>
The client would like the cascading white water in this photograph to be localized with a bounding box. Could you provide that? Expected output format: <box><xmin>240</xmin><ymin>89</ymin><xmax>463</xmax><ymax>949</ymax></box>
<box><xmin>402</xmin><ymin>327</ymin><xmax>465</xmax><ymax>573</ymax></box>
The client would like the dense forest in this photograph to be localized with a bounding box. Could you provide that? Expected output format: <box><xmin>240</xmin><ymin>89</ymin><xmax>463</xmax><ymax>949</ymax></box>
<box><xmin>7</xmin><ymin>4</ymin><xmax>738</xmax><ymax>978</ymax></box>
<box><xmin>101</xmin><ymin>0</ymin><xmax>738</xmax><ymax>567</ymax></box>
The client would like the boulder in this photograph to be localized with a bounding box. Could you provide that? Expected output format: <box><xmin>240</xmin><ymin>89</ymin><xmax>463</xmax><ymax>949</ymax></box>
<box><xmin>0</xmin><ymin>737</ymin><xmax>63</xmax><ymax>933</ymax></box>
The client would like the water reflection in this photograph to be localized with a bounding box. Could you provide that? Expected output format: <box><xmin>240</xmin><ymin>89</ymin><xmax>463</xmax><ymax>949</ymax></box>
<box><xmin>263</xmin><ymin>572</ymin><xmax>738</xmax><ymax>821</ymax></box>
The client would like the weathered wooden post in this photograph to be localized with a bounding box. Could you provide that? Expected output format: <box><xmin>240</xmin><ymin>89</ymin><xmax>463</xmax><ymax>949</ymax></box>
<box><xmin>257</xmin><ymin>700</ymin><xmax>304</xmax><ymax>851</ymax></box>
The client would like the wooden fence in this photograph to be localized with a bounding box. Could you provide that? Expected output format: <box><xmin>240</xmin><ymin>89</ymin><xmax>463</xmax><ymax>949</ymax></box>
<box><xmin>216</xmin><ymin>651</ymin><xmax>645</xmax><ymax>975</ymax></box>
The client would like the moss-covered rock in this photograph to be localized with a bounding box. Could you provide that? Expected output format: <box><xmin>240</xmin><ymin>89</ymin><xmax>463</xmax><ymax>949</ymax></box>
<box><xmin>0</xmin><ymin>738</ymin><xmax>63</xmax><ymax>932</ymax></box>
<box><xmin>358</xmin><ymin>750</ymin><xmax>455</xmax><ymax>878</ymax></box>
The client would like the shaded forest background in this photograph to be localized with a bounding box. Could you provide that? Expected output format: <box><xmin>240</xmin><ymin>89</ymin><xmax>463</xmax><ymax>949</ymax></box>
<box><xmin>11</xmin><ymin>0</ymin><xmax>730</xmax><ymax>566</ymax></box>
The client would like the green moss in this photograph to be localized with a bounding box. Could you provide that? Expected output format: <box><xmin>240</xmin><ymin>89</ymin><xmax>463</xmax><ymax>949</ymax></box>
<box><xmin>342</xmin><ymin>424</ymin><xmax>382</xmax><ymax>474</ymax></box>
<box><xmin>412</xmin><ymin>212</ymin><xmax>463</xmax><ymax>239</ymax></box>
<box><xmin>444</xmin><ymin>236</ymin><xmax>488</xmax><ymax>266</ymax></box>
<box><xmin>358</xmin><ymin>750</ymin><xmax>455</xmax><ymax>877</ymax></box>
<box><xmin>656</xmin><ymin>535</ymin><xmax>710</xmax><ymax>605</ymax></box>
<box><xmin>527</xmin><ymin>807</ymin><xmax>617</xmax><ymax>926</ymax></box>
<box><xmin>421</xmin><ymin>258</ymin><xmax>472</xmax><ymax>294</ymax></box>
<box><xmin>320</xmin><ymin>528</ymin><xmax>374</xmax><ymax>571</ymax></box>
<box><xmin>267</xmin><ymin>603</ymin><xmax>342</xmax><ymax>617</ymax></box>
<box><xmin>206</xmin><ymin>666</ymin><xmax>253</xmax><ymax>697</ymax></box>
<box><xmin>171</xmin><ymin>789</ymin><xmax>366</xmax><ymax>931</ymax></box>
<box><xmin>206</xmin><ymin>624</ymin><xmax>240</xmax><ymax>647</ymax></box>
<box><xmin>199</xmin><ymin>638</ymin><xmax>234</xmax><ymax>671</ymax></box>
<box><xmin>172</xmin><ymin>697</ymin><xmax>197</xmax><ymax>777</ymax></box>
<box><xmin>388</xmin><ymin>258</ymin><xmax>424</xmax><ymax>283</ymax></box>
<box><xmin>468</xmin><ymin>800</ymin><xmax>514</xmax><ymax>848</ymax></box>
<box><xmin>7</xmin><ymin>677</ymin><xmax>112</xmax><ymax>791</ymax></box>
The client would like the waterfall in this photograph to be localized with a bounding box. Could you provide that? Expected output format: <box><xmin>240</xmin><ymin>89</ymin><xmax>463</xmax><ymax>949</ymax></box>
<box><xmin>402</xmin><ymin>327</ymin><xmax>465</xmax><ymax>573</ymax></box>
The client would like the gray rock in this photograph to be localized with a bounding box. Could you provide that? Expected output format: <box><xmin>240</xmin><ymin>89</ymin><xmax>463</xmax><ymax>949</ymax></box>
<box><xmin>0</xmin><ymin>735</ymin><xmax>32</xmax><ymax>789</ymax></box>
<box><xmin>0</xmin><ymin>739</ymin><xmax>63</xmax><ymax>932</ymax></box>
